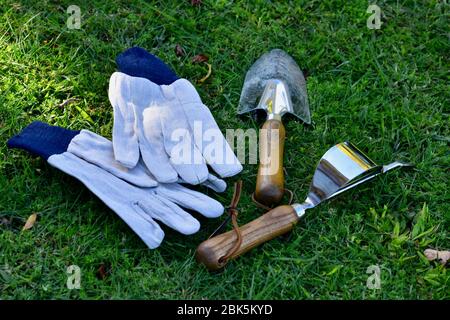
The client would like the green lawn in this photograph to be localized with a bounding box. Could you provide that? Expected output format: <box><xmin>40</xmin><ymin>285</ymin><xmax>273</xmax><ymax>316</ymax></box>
<box><xmin>0</xmin><ymin>0</ymin><xmax>448</xmax><ymax>299</ymax></box>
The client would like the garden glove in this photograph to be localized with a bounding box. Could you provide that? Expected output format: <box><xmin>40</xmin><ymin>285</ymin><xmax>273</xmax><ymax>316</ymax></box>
<box><xmin>108</xmin><ymin>72</ymin><xmax>243</xmax><ymax>186</ymax></box>
<box><xmin>114</xmin><ymin>47</ymin><xmax>237</xmax><ymax>192</ymax></box>
<box><xmin>7</xmin><ymin>121</ymin><xmax>224</xmax><ymax>249</ymax></box>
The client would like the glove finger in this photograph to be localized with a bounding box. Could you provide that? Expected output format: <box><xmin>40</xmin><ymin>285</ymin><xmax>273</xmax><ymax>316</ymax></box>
<box><xmin>114</xmin><ymin>73</ymin><xmax>178</xmax><ymax>183</ymax></box>
<box><xmin>139</xmin><ymin>193</ymin><xmax>200</xmax><ymax>235</ymax></box>
<box><xmin>140</xmin><ymin>107</ymin><xmax>178</xmax><ymax>183</ymax></box>
<box><xmin>166</xmin><ymin>123</ymin><xmax>209</xmax><ymax>184</ymax></box>
<box><xmin>109</xmin><ymin>72</ymin><xmax>140</xmax><ymax>168</ymax></box>
<box><xmin>156</xmin><ymin>183</ymin><xmax>224</xmax><ymax>218</ymax></box>
<box><xmin>67</xmin><ymin>130</ymin><xmax>157</xmax><ymax>188</ymax></box>
<box><xmin>131</xmin><ymin>202</ymin><xmax>165</xmax><ymax>249</ymax></box>
<box><xmin>201</xmin><ymin>174</ymin><xmax>227</xmax><ymax>193</ymax></box>
<box><xmin>177</xmin><ymin>173</ymin><xmax>226</xmax><ymax>193</ymax></box>
<box><xmin>190</xmin><ymin>104</ymin><xmax>243</xmax><ymax>178</ymax></box>
<box><xmin>171</xmin><ymin>79</ymin><xmax>243</xmax><ymax>177</ymax></box>
<box><xmin>157</xmin><ymin>97</ymin><xmax>209</xmax><ymax>184</ymax></box>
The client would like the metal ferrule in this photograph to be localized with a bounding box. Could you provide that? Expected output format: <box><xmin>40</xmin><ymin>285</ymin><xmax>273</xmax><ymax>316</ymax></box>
<box><xmin>292</xmin><ymin>201</ymin><xmax>314</xmax><ymax>219</ymax></box>
<box><xmin>257</xmin><ymin>79</ymin><xmax>294</xmax><ymax>120</ymax></box>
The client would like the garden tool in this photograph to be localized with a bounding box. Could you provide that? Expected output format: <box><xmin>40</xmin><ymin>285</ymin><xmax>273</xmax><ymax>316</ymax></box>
<box><xmin>238</xmin><ymin>49</ymin><xmax>311</xmax><ymax>207</ymax></box>
<box><xmin>196</xmin><ymin>142</ymin><xmax>412</xmax><ymax>270</ymax></box>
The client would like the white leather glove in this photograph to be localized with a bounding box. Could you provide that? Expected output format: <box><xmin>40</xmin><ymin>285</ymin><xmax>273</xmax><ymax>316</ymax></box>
<box><xmin>108</xmin><ymin>72</ymin><xmax>242</xmax><ymax>188</ymax></box>
<box><xmin>7</xmin><ymin>122</ymin><xmax>224</xmax><ymax>249</ymax></box>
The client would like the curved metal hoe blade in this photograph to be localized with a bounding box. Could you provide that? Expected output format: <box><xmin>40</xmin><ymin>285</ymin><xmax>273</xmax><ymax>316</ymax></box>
<box><xmin>305</xmin><ymin>142</ymin><xmax>413</xmax><ymax>207</ymax></box>
<box><xmin>291</xmin><ymin>142</ymin><xmax>413</xmax><ymax>218</ymax></box>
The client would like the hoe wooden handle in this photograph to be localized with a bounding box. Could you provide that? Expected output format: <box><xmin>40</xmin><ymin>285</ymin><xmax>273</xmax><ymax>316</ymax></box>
<box><xmin>254</xmin><ymin>119</ymin><xmax>286</xmax><ymax>206</ymax></box>
<box><xmin>196</xmin><ymin>205</ymin><xmax>299</xmax><ymax>271</ymax></box>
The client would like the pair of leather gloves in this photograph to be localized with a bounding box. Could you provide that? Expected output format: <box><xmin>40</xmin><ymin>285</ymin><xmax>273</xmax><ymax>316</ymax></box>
<box><xmin>8</xmin><ymin>47</ymin><xmax>242</xmax><ymax>248</ymax></box>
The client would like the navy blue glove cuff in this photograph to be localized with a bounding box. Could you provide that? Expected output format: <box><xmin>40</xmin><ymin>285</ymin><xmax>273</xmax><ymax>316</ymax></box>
<box><xmin>116</xmin><ymin>47</ymin><xmax>179</xmax><ymax>85</ymax></box>
<box><xmin>7</xmin><ymin>121</ymin><xmax>80</xmax><ymax>160</ymax></box>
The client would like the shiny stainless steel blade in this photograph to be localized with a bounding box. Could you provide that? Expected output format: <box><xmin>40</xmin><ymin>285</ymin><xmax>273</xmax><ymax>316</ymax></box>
<box><xmin>327</xmin><ymin>161</ymin><xmax>413</xmax><ymax>200</ymax></box>
<box><xmin>291</xmin><ymin>142</ymin><xmax>412</xmax><ymax>218</ymax></box>
<box><xmin>238</xmin><ymin>49</ymin><xmax>311</xmax><ymax>124</ymax></box>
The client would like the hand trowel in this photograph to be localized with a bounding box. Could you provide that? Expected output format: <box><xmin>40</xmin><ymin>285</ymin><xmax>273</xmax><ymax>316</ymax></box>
<box><xmin>196</xmin><ymin>142</ymin><xmax>412</xmax><ymax>270</ymax></box>
<box><xmin>238</xmin><ymin>49</ymin><xmax>311</xmax><ymax>206</ymax></box>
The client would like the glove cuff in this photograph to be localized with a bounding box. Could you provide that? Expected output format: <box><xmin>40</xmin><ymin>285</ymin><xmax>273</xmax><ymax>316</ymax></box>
<box><xmin>7</xmin><ymin>121</ymin><xmax>80</xmax><ymax>160</ymax></box>
<box><xmin>116</xmin><ymin>47</ymin><xmax>179</xmax><ymax>85</ymax></box>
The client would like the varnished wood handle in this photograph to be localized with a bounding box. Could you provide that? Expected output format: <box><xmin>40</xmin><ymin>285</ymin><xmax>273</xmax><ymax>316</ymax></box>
<box><xmin>196</xmin><ymin>205</ymin><xmax>299</xmax><ymax>271</ymax></box>
<box><xmin>254</xmin><ymin>119</ymin><xmax>286</xmax><ymax>206</ymax></box>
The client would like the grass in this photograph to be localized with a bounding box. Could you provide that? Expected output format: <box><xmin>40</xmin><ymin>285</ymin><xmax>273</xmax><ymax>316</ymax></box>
<box><xmin>0</xmin><ymin>0</ymin><xmax>448</xmax><ymax>299</ymax></box>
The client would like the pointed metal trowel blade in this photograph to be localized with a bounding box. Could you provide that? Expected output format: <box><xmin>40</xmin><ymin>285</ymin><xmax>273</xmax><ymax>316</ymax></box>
<box><xmin>238</xmin><ymin>49</ymin><xmax>311</xmax><ymax>124</ymax></box>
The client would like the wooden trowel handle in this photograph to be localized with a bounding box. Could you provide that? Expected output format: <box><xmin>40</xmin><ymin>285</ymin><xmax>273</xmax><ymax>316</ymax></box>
<box><xmin>254</xmin><ymin>118</ymin><xmax>286</xmax><ymax>206</ymax></box>
<box><xmin>196</xmin><ymin>205</ymin><xmax>299</xmax><ymax>271</ymax></box>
